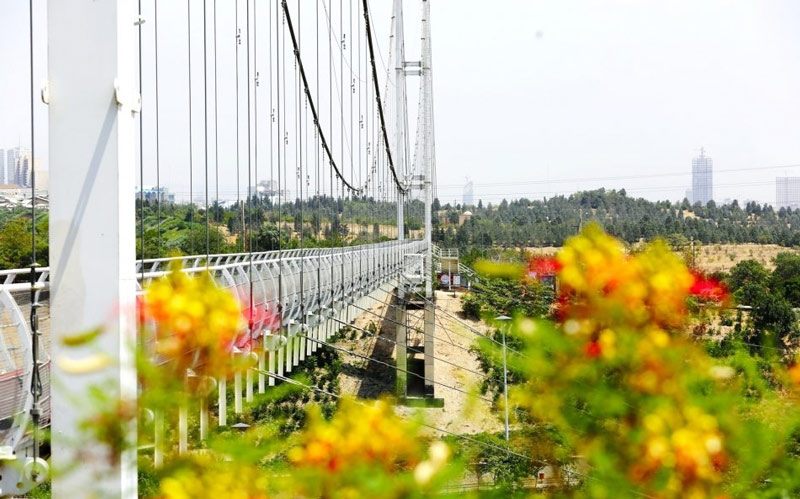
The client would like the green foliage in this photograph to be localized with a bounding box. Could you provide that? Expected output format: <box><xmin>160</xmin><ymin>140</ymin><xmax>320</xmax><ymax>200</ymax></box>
<box><xmin>461</xmin><ymin>293</ymin><xmax>482</xmax><ymax>319</ymax></box>
<box><xmin>0</xmin><ymin>214</ymin><xmax>48</xmax><ymax>269</ymax></box>
<box><xmin>729</xmin><ymin>259</ymin><xmax>770</xmax><ymax>296</ymax></box>
<box><xmin>463</xmin><ymin>274</ymin><xmax>554</xmax><ymax>320</ymax></box>
<box><xmin>431</xmin><ymin>189</ymin><xmax>800</xmax><ymax>251</ymax></box>
<box><xmin>771</xmin><ymin>252</ymin><xmax>800</xmax><ymax>307</ymax></box>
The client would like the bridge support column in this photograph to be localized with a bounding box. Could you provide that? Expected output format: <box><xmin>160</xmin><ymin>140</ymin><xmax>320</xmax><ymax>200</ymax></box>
<box><xmin>424</xmin><ymin>301</ymin><xmax>436</xmax><ymax>397</ymax></box>
<box><xmin>395</xmin><ymin>289</ymin><xmax>407</xmax><ymax>398</ymax></box>
<box><xmin>48</xmin><ymin>0</ymin><xmax>138</xmax><ymax>496</ymax></box>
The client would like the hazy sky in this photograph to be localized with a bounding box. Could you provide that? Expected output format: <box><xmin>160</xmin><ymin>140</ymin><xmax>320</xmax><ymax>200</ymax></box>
<box><xmin>3</xmin><ymin>1</ymin><xmax>800</xmax><ymax>206</ymax></box>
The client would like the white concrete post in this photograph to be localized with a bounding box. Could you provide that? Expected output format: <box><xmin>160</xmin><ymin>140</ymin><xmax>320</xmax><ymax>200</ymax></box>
<box><xmin>218</xmin><ymin>378</ymin><xmax>227</xmax><ymax>426</ymax></box>
<box><xmin>178</xmin><ymin>404</ymin><xmax>188</xmax><ymax>455</ymax></box>
<box><xmin>268</xmin><ymin>349</ymin><xmax>276</xmax><ymax>387</ymax></box>
<box><xmin>246</xmin><ymin>368</ymin><xmax>254</xmax><ymax>402</ymax></box>
<box><xmin>258</xmin><ymin>344</ymin><xmax>266</xmax><ymax>394</ymax></box>
<box><xmin>48</xmin><ymin>0</ymin><xmax>138</xmax><ymax>496</ymax></box>
<box><xmin>199</xmin><ymin>397</ymin><xmax>208</xmax><ymax>440</ymax></box>
<box><xmin>285</xmin><ymin>338</ymin><xmax>292</xmax><ymax>372</ymax></box>
<box><xmin>277</xmin><ymin>344</ymin><xmax>285</xmax><ymax>377</ymax></box>
<box><xmin>153</xmin><ymin>410</ymin><xmax>164</xmax><ymax>469</ymax></box>
<box><xmin>234</xmin><ymin>372</ymin><xmax>243</xmax><ymax>414</ymax></box>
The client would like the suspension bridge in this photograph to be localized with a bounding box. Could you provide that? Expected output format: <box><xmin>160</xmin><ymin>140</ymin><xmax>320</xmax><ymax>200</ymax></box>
<box><xmin>0</xmin><ymin>0</ymin><xmax>456</xmax><ymax>496</ymax></box>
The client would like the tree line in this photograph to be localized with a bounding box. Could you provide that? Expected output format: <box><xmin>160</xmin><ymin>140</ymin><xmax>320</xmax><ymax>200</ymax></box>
<box><xmin>433</xmin><ymin>189</ymin><xmax>800</xmax><ymax>250</ymax></box>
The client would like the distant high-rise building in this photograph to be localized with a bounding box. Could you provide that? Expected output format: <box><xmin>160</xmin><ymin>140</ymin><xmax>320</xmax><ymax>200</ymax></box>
<box><xmin>6</xmin><ymin>149</ymin><xmax>18</xmax><ymax>185</ymax></box>
<box><xmin>776</xmin><ymin>177</ymin><xmax>800</xmax><ymax>210</ymax></box>
<box><xmin>462</xmin><ymin>179</ymin><xmax>474</xmax><ymax>207</ymax></box>
<box><xmin>15</xmin><ymin>151</ymin><xmax>40</xmax><ymax>188</ymax></box>
<box><xmin>0</xmin><ymin>149</ymin><xmax>5</xmax><ymax>184</ymax></box>
<box><xmin>691</xmin><ymin>148</ymin><xmax>713</xmax><ymax>205</ymax></box>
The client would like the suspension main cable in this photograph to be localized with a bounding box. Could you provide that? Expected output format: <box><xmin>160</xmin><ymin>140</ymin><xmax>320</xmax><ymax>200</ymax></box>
<box><xmin>281</xmin><ymin>0</ymin><xmax>360</xmax><ymax>193</ymax></box>
<box><xmin>360</xmin><ymin>0</ymin><xmax>405</xmax><ymax>193</ymax></box>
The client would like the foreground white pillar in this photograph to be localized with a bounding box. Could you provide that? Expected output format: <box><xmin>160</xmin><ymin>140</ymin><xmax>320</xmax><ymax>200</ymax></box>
<box><xmin>48</xmin><ymin>0</ymin><xmax>138</xmax><ymax>496</ymax></box>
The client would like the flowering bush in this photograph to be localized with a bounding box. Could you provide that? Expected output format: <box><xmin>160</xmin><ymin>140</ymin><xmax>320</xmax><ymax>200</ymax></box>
<box><xmin>286</xmin><ymin>397</ymin><xmax>452</xmax><ymax>497</ymax></box>
<box><xmin>478</xmin><ymin>225</ymin><xmax>800</xmax><ymax>497</ymax></box>
<box><xmin>157</xmin><ymin>456</ymin><xmax>269</xmax><ymax>499</ymax></box>
<box><xmin>142</xmin><ymin>261</ymin><xmax>243</xmax><ymax>378</ymax></box>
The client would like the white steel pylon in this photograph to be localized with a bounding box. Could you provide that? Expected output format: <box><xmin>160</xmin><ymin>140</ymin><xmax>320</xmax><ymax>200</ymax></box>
<box><xmin>419</xmin><ymin>0</ymin><xmax>437</xmax><ymax>397</ymax></box>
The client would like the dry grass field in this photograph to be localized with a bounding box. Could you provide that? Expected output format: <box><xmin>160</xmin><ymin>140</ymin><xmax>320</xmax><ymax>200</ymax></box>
<box><xmin>525</xmin><ymin>243</ymin><xmax>800</xmax><ymax>273</ymax></box>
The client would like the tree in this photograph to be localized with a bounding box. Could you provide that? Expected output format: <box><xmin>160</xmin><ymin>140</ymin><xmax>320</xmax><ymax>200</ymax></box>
<box><xmin>0</xmin><ymin>219</ymin><xmax>32</xmax><ymax>269</ymax></box>
<box><xmin>729</xmin><ymin>259</ymin><xmax>770</xmax><ymax>297</ymax></box>
<box><xmin>771</xmin><ymin>253</ymin><xmax>800</xmax><ymax>306</ymax></box>
<box><xmin>254</xmin><ymin>225</ymin><xmax>282</xmax><ymax>252</ymax></box>
<box><xmin>750</xmin><ymin>288</ymin><xmax>797</xmax><ymax>344</ymax></box>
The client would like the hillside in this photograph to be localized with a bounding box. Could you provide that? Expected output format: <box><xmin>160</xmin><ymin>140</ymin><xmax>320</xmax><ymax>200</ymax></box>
<box><xmin>434</xmin><ymin>188</ymin><xmax>800</xmax><ymax>250</ymax></box>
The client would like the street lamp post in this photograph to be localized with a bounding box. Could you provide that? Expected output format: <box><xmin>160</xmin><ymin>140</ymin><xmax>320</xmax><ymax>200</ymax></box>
<box><xmin>495</xmin><ymin>315</ymin><xmax>512</xmax><ymax>441</ymax></box>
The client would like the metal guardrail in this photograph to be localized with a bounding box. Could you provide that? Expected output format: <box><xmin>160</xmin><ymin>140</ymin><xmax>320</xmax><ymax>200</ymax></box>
<box><xmin>0</xmin><ymin>239</ymin><xmax>427</xmax><ymax>461</ymax></box>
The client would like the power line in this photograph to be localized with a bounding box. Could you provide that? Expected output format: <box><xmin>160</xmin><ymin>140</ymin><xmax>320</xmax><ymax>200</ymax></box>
<box><xmin>346</xmin><ymin>299</ymin><xmax>477</xmax><ymax>356</ymax></box>
<box><xmin>435</xmin><ymin>163</ymin><xmax>800</xmax><ymax>189</ymax></box>
<box><xmin>249</xmin><ymin>368</ymin><xmax>604</xmax><ymax>493</ymax></box>
<box><xmin>302</xmin><ymin>332</ymin><xmax>494</xmax><ymax>404</ymax></box>
<box><xmin>329</xmin><ymin>316</ymin><xmax>486</xmax><ymax>378</ymax></box>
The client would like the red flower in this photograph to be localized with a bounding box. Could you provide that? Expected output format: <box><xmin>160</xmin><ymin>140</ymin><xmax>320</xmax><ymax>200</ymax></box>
<box><xmin>585</xmin><ymin>340</ymin><xmax>602</xmax><ymax>358</ymax></box>
<box><xmin>136</xmin><ymin>295</ymin><xmax>146</xmax><ymax>326</ymax></box>
<box><xmin>527</xmin><ymin>256</ymin><xmax>562</xmax><ymax>280</ymax></box>
<box><xmin>689</xmin><ymin>272</ymin><xmax>728</xmax><ymax>302</ymax></box>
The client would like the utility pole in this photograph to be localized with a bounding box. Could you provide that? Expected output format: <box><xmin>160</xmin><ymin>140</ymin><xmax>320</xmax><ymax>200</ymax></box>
<box><xmin>48</xmin><ymin>0</ymin><xmax>139</xmax><ymax>497</ymax></box>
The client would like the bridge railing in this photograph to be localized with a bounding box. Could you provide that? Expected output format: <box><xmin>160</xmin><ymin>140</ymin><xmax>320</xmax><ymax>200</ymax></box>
<box><xmin>0</xmin><ymin>239</ymin><xmax>427</xmax><ymax>455</ymax></box>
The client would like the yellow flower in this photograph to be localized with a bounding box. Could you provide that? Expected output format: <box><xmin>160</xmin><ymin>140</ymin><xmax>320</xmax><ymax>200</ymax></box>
<box><xmin>143</xmin><ymin>260</ymin><xmax>243</xmax><ymax>379</ymax></box>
